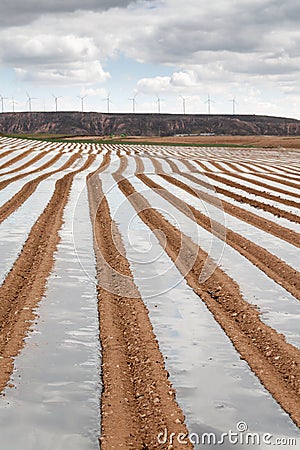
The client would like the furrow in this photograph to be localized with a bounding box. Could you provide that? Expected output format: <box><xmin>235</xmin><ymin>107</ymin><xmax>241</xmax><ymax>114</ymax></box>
<box><xmin>114</xmin><ymin>172</ymin><xmax>300</xmax><ymax>428</ymax></box>
<box><xmin>0</xmin><ymin>153</ymin><xmax>82</xmax><ymax>224</ymax></box>
<box><xmin>0</xmin><ymin>148</ymin><xmax>20</xmax><ymax>160</ymax></box>
<box><xmin>1</xmin><ymin>151</ymin><xmax>49</xmax><ymax>175</ymax></box>
<box><xmin>226</xmin><ymin>170</ymin><xmax>300</xmax><ymax>193</ymax></box>
<box><xmin>176</xmin><ymin>168</ymin><xmax>300</xmax><ymax>224</ymax></box>
<box><xmin>150</xmin><ymin>157</ymin><xmax>300</xmax><ymax>248</ymax></box>
<box><xmin>0</xmin><ymin>152</ymin><xmax>73</xmax><ymax>191</ymax></box>
<box><xmin>136</xmin><ymin>168</ymin><xmax>300</xmax><ymax>302</ymax></box>
<box><xmin>0</xmin><ymin>149</ymin><xmax>33</xmax><ymax>170</ymax></box>
<box><xmin>196</xmin><ymin>168</ymin><xmax>300</xmax><ymax>211</ymax></box>
<box><xmin>103</xmin><ymin>166</ymin><xmax>299</xmax><ymax>444</ymax></box>
<box><xmin>129</xmin><ymin>156</ymin><xmax>300</xmax><ymax>348</ymax></box>
<box><xmin>257</xmin><ymin>165</ymin><xmax>300</xmax><ymax>178</ymax></box>
<box><xmin>0</xmin><ymin>154</ymin><xmax>96</xmax><ymax>392</ymax></box>
<box><xmin>217</xmin><ymin>171</ymin><xmax>300</xmax><ymax>201</ymax></box>
<box><xmin>87</xmin><ymin>166</ymin><xmax>192</xmax><ymax>449</ymax></box>
<box><xmin>0</xmin><ymin>160</ymin><xmax>102</xmax><ymax>449</ymax></box>
<box><xmin>178</xmin><ymin>169</ymin><xmax>300</xmax><ymax>233</ymax></box>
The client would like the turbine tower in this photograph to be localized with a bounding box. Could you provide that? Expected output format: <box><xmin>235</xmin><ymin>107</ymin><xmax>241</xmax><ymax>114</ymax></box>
<box><xmin>53</xmin><ymin>94</ymin><xmax>62</xmax><ymax>112</ymax></box>
<box><xmin>129</xmin><ymin>94</ymin><xmax>137</xmax><ymax>113</ymax></box>
<box><xmin>104</xmin><ymin>93</ymin><xmax>112</xmax><ymax>113</ymax></box>
<box><xmin>0</xmin><ymin>94</ymin><xmax>8</xmax><ymax>113</ymax></box>
<box><xmin>156</xmin><ymin>94</ymin><xmax>163</xmax><ymax>114</ymax></box>
<box><xmin>229</xmin><ymin>97</ymin><xmax>237</xmax><ymax>115</ymax></box>
<box><xmin>11</xmin><ymin>96</ymin><xmax>17</xmax><ymax>113</ymax></box>
<box><xmin>180</xmin><ymin>95</ymin><xmax>187</xmax><ymax>114</ymax></box>
<box><xmin>26</xmin><ymin>92</ymin><xmax>36</xmax><ymax>113</ymax></box>
<box><xmin>78</xmin><ymin>95</ymin><xmax>87</xmax><ymax>113</ymax></box>
<box><xmin>205</xmin><ymin>93</ymin><xmax>213</xmax><ymax>114</ymax></box>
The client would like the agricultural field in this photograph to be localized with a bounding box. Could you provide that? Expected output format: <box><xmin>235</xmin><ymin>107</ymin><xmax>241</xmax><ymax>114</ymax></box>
<box><xmin>0</xmin><ymin>136</ymin><xmax>299</xmax><ymax>449</ymax></box>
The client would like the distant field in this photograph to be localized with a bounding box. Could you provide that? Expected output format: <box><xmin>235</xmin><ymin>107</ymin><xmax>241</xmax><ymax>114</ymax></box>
<box><xmin>124</xmin><ymin>134</ymin><xmax>300</xmax><ymax>149</ymax></box>
<box><xmin>76</xmin><ymin>134</ymin><xmax>300</xmax><ymax>149</ymax></box>
<box><xmin>3</xmin><ymin>133</ymin><xmax>300</xmax><ymax>149</ymax></box>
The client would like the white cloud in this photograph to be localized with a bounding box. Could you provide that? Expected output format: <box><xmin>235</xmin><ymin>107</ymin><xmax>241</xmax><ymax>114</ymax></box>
<box><xmin>0</xmin><ymin>0</ymin><xmax>145</xmax><ymax>26</ymax></box>
<box><xmin>136</xmin><ymin>71</ymin><xmax>209</xmax><ymax>101</ymax></box>
<box><xmin>170</xmin><ymin>71</ymin><xmax>199</xmax><ymax>87</ymax></box>
<box><xmin>136</xmin><ymin>76</ymin><xmax>172</xmax><ymax>93</ymax></box>
<box><xmin>0</xmin><ymin>30</ymin><xmax>109</xmax><ymax>86</ymax></box>
<box><xmin>1</xmin><ymin>34</ymin><xmax>99</xmax><ymax>65</ymax></box>
<box><xmin>15</xmin><ymin>61</ymin><xmax>110</xmax><ymax>85</ymax></box>
<box><xmin>2</xmin><ymin>0</ymin><xmax>300</xmax><ymax>83</ymax></box>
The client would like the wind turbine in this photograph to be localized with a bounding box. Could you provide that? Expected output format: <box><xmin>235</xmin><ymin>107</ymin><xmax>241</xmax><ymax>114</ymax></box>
<box><xmin>77</xmin><ymin>95</ymin><xmax>87</xmax><ymax>113</ymax></box>
<box><xmin>104</xmin><ymin>93</ymin><xmax>112</xmax><ymax>113</ymax></box>
<box><xmin>0</xmin><ymin>94</ymin><xmax>8</xmax><ymax>113</ymax></box>
<box><xmin>53</xmin><ymin>94</ymin><xmax>62</xmax><ymax>112</ymax></box>
<box><xmin>26</xmin><ymin>92</ymin><xmax>36</xmax><ymax>113</ymax></box>
<box><xmin>156</xmin><ymin>94</ymin><xmax>164</xmax><ymax>114</ymax></box>
<box><xmin>11</xmin><ymin>96</ymin><xmax>17</xmax><ymax>113</ymax></box>
<box><xmin>229</xmin><ymin>97</ymin><xmax>237</xmax><ymax>115</ymax></box>
<box><xmin>205</xmin><ymin>93</ymin><xmax>214</xmax><ymax>114</ymax></box>
<box><xmin>129</xmin><ymin>94</ymin><xmax>137</xmax><ymax>113</ymax></box>
<box><xmin>180</xmin><ymin>95</ymin><xmax>188</xmax><ymax>114</ymax></box>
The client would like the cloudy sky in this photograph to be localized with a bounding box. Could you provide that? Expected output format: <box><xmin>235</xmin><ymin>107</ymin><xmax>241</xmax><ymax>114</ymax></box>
<box><xmin>0</xmin><ymin>0</ymin><xmax>299</xmax><ymax>118</ymax></box>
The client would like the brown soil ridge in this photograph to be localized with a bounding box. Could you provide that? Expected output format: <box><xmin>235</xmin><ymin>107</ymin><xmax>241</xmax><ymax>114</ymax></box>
<box><xmin>240</xmin><ymin>171</ymin><xmax>300</xmax><ymax>191</ymax></box>
<box><xmin>0</xmin><ymin>148</ymin><xmax>19</xmax><ymax>160</ymax></box>
<box><xmin>167</xmin><ymin>158</ymin><xmax>300</xmax><ymax>224</ymax></box>
<box><xmin>243</xmin><ymin>162</ymin><xmax>300</xmax><ymax>181</ymax></box>
<box><xmin>212</xmin><ymin>170</ymin><xmax>300</xmax><ymax>200</ymax></box>
<box><xmin>0</xmin><ymin>154</ymin><xmax>97</xmax><ymax>393</ymax></box>
<box><xmin>115</xmin><ymin>146</ymin><xmax>131</xmax><ymax>156</ymax></box>
<box><xmin>87</xmin><ymin>166</ymin><xmax>192</xmax><ymax>449</ymax></box>
<box><xmin>136</xmin><ymin>167</ymin><xmax>300</xmax><ymax>302</ymax></box>
<box><xmin>267</xmin><ymin>165</ymin><xmax>300</xmax><ymax>177</ymax></box>
<box><xmin>206</xmin><ymin>160</ymin><xmax>300</xmax><ymax>187</ymax></box>
<box><xmin>201</xmin><ymin>173</ymin><xmax>300</xmax><ymax>224</ymax></box>
<box><xmin>207</xmin><ymin>160</ymin><xmax>229</xmax><ymax>172</ymax></box>
<box><xmin>221</xmin><ymin>162</ymin><xmax>260</xmax><ymax>173</ymax></box>
<box><xmin>3</xmin><ymin>151</ymin><xmax>48</xmax><ymax>175</ymax></box>
<box><xmin>249</xmin><ymin>164</ymin><xmax>300</xmax><ymax>179</ymax></box>
<box><xmin>223</xmin><ymin>161</ymin><xmax>254</xmax><ymax>172</ymax></box>
<box><xmin>0</xmin><ymin>148</ymin><xmax>33</xmax><ymax>170</ymax></box>
<box><xmin>234</xmin><ymin>163</ymin><xmax>300</xmax><ymax>179</ymax></box>
<box><xmin>151</xmin><ymin>157</ymin><xmax>300</xmax><ymax>249</ymax></box>
<box><xmin>194</xmin><ymin>160</ymin><xmax>214</xmax><ymax>172</ymax></box>
<box><xmin>193</xmin><ymin>159</ymin><xmax>300</xmax><ymax>181</ymax></box>
<box><xmin>201</xmin><ymin>168</ymin><xmax>300</xmax><ymax>209</ymax></box>
<box><xmin>115</xmin><ymin>173</ymin><xmax>300</xmax><ymax>428</ymax></box>
<box><xmin>0</xmin><ymin>153</ymin><xmax>84</xmax><ymax>224</ymax></box>
<box><xmin>0</xmin><ymin>152</ymin><xmax>66</xmax><ymax>191</ymax></box>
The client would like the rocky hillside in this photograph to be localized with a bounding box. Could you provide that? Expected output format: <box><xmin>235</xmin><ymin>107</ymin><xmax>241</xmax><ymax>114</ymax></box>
<box><xmin>0</xmin><ymin>112</ymin><xmax>300</xmax><ymax>136</ymax></box>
